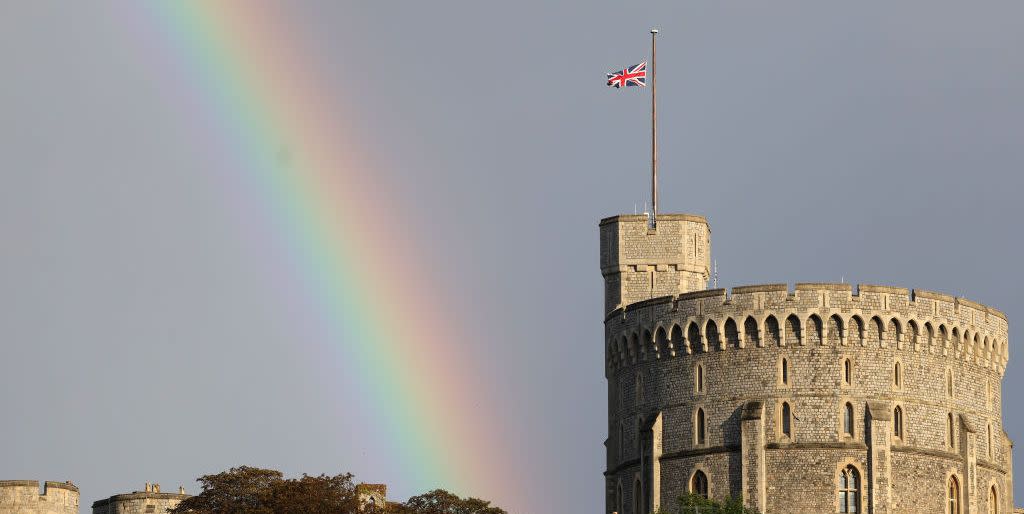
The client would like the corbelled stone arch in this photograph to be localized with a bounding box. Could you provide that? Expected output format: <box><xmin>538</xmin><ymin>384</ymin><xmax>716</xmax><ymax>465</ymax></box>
<box><xmin>924</xmin><ymin>321</ymin><xmax>935</xmax><ymax>353</ymax></box>
<box><xmin>939</xmin><ymin>324</ymin><xmax>950</xmax><ymax>355</ymax></box>
<box><xmin>654</xmin><ymin>326</ymin><xmax>668</xmax><ymax>360</ymax></box>
<box><xmin>628</xmin><ymin>332</ymin><xmax>640</xmax><ymax>364</ymax></box>
<box><xmin>764</xmin><ymin>315</ymin><xmax>781</xmax><ymax>346</ymax></box>
<box><xmin>618</xmin><ymin>335</ymin><xmax>629</xmax><ymax>368</ymax></box>
<box><xmin>848</xmin><ymin>315</ymin><xmax>864</xmax><ymax>346</ymax></box>
<box><xmin>806</xmin><ymin>314</ymin><xmax>823</xmax><ymax>345</ymax></box>
<box><xmin>724</xmin><ymin>317</ymin><xmax>741</xmax><ymax>349</ymax></box>
<box><xmin>670</xmin><ymin>323</ymin><xmax>685</xmax><ymax>356</ymax></box>
<box><xmin>886</xmin><ymin>318</ymin><xmax>902</xmax><ymax>349</ymax></box>
<box><xmin>908</xmin><ymin>319</ymin><xmax>920</xmax><ymax>351</ymax></box>
<box><xmin>744</xmin><ymin>316</ymin><xmax>760</xmax><ymax>347</ymax></box>
<box><xmin>784</xmin><ymin>314</ymin><xmax>802</xmax><ymax>346</ymax></box>
<box><xmin>952</xmin><ymin>327</ymin><xmax>962</xmax><ymax>355</ymax></box>
<box><xmin>868</xmin><ymin>316</ymin><xmax>884</xmax><ymax>347</ymax></box>
<box><xmin>705</xmin><ymin>319</ymin><xmax>721</xmax><ymax>351</ymax></box>
<box><xmin>687</xmin><ymin>321</ymin><xmax>703</xmax><ymax>354</ymax></box>
<box><xmin>827</xmin><ymin>314</ymin><xmax>844</xmax><ymax>345</ymax></box>
<box><xmin>973</xmin><ymin>332</ymin><xmax>982</xmax><ymax>363</ymax></box>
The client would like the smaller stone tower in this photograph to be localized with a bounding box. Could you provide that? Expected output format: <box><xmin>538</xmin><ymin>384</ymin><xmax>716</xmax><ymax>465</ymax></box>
<box><xmin>92</xmin><ymin>483</ymin><xmax>189</xmax><ymax>514</ymax></box>
<box><xmin>0</xmin><ymin>480</ymin><xmax>79</xmax><ymax>514</ymax></box>
<box><xmin>600</xmin><ymin>214</ymin><xmax>711</xmax><ymax>314</ymax></box>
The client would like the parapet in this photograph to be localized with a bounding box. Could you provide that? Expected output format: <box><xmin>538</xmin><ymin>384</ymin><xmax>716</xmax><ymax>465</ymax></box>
<box><xmin>0</xmin><ymin>480</ymin><xmax>79</xmax><ymax>513</ymax></box>
<box><xmin>92</xmin><ymin>483</ymin><xmax>189</xmax><ymax>514</ymax></box>
<box><xmin>606</xmin><ymin>283</ymin><xmax>1009</xmax><ymax>375</ymax></box>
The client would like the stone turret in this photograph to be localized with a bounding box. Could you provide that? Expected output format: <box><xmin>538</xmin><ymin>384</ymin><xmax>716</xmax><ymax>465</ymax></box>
<box><xmin>92</xmin><ymin>483</ymin><xmax>189</xmax><ymax>514</ymax></box>
<box><xmin>599</xmin><ymin>214</ymin><xmax>711</xmax><ymax>315</ymax></box>
<box><xmin>0</xmin><ymin>481</ymin><xmax>79</xmax><ymax>514</ymax></box>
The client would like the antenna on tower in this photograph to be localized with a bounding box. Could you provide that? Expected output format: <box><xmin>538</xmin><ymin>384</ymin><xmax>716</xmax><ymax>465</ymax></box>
<box><xmin>713</xmin><ymin>260</ymin><xmax>718</xmax><ymax>288</ymax></box>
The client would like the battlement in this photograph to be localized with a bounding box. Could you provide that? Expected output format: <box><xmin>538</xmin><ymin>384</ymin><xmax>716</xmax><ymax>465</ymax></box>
<box><xmin>605</xmin><ymin>282</ymin><xmax>1009</xmax><ymax>375</ymax></box>
<box><xmin>92</xmin><ymin>483</ymin><xmax>189</xmax><ymax>514</ymax></box>
<box><xmin>0</xmin><ymin>480</ymin><xmax>79</xmax><ymax>514</ymax></box>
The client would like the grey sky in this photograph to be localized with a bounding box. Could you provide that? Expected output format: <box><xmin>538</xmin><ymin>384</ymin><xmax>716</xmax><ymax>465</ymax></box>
<box><xmin>2</xmin><ymin>2</ymin><xmax>1023</xmax><ymax>514</ymax></box>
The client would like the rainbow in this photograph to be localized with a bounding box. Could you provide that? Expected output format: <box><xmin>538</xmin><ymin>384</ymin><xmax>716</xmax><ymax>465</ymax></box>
<box><xmin>139</xmin><ymin>3</ymin><xmax>518</xmax><ymax>508</ymax></box>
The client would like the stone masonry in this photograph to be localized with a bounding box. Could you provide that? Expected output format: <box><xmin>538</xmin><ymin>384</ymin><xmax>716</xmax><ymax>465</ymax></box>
<box><xmin>91</xmin><ymin>483</ymin><xmax>188</xmax><ymax>514</ymax></box>
<box><xmin>0</xmin><ymin>481</ymin><xmax>79</xmax><ymax>514</ymax></box>
<box><xmin>602</xmin><ymin>213</ymin><xmax>1015</xmax><ymax>514</ymax></box>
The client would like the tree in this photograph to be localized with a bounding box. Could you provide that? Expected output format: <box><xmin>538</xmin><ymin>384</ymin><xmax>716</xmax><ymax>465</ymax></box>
<box><xmin>656</xmin><ymin>493</ymin><xmax>759</xmax><ymax>514</ymax></box>
<box><xmin>389</xmin><ymin>489</ymin><xmax>507</xmax><ymax>514</ymax></box>
<box><xmin>169</xmin><ymin>466</ymin><xmax>359</xmax><ymax>514</ymax></box>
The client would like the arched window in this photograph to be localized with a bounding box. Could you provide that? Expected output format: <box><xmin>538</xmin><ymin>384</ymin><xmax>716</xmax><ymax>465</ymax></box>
<box><xmin>634</xmin><ymin>479</ymin><xmax>642</xmax><ymax>514</ymax></box>
<box><xmin>695</xmin><ymin>364</ymin><xmax>705</xmax><ymax>393</ymax></box>
<box><xmin>948</xmin><ymin>413</ymin><xmax>956</xmax><ymax>449</ymax></box>
<box><xmin>695</xmin><ymin>408</ymin><xmax>706</xmax><ymax>446</ymax></box>
<box><xmin>894</xmin><ymin>361</ymin><xmax>902</xmax><ymax>388</ymax></box>
<box><xmin>843</xmin><ymin>359</ymin><xmax>852</xmax><ymax>386</ymax></box>
<box><xmin>893</xmin><ymin>406</ymin><xmax>903</xmax><ymax>440</ymax></box>
<box><xmin>781</xmin><ymin>358</ymin><xmax>789</xmax><ymax>385</ymax></box>
<box><xmin>989</xmin><ymin>485</ymin><xmax>998</xmax><ymax>514</ymax></box>
<box><xmin>691</xmin><ymin>470</ymin><xmax>709</xmax><ymax>498</ymax></box>
<box><xmin>781</xmin><ymin>402</ymin><xmax>792</xmax><ymax>438</ymax></box>
<box><xmin>838</xmin><ymin>465</ymin><xmax>860</xmax><ymax>513</ymax></box>
<box><xmin>843</xmin><ymin>403</ymin><xmax>855</xmax><ymax>437</ymax></box>
<box><xmin>948</xmin><ymin>476</ymin><xmax>961</xmax><ymax>514</ymax></box>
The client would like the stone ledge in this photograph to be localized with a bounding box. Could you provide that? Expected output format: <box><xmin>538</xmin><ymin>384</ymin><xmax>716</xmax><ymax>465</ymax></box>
<box><xmin>796</xmin><ymin>283</ymin><xmax>852</xmax><ymax>292</ymax></box>
<box><xmin>732</xmin><ymin>284</ymin><xmax>787</xmax><ymax>294</ymax></box>
<box><xmin>599</xmin><ymin>213</ymin><xmax>709</xmax><ymax>226</ymax></box>
<box><xmin>765</xmin><ymin>442</ymin><xmax>868</xmax><ymax>451</ymax></box>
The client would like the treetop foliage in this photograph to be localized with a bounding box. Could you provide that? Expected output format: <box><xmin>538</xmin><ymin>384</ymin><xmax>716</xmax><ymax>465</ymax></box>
<box><xmin>168</xmin><ymin>466</ymin><xmax>507</xmax><ymax>514</ymax></box>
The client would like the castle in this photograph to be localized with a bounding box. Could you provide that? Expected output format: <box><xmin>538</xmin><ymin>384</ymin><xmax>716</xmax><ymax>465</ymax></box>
<box><xmin>601</xmin><ymin>214</ymin><xmax>1014</xmax><ymax>514</ymax></box>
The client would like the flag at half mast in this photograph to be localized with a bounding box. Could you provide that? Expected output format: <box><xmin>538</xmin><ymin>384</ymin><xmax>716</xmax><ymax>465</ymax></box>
<box><xmin>606</xmin><ymin>62</ymin><xmax>647</xmax><ymax>88</ymax></box>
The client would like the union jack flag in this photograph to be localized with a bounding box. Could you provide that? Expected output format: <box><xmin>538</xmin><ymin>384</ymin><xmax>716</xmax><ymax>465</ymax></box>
<box><xmin>606</xmin><ymin>62</ymin><xmax>647</xmax><ymax>88</ymax></box>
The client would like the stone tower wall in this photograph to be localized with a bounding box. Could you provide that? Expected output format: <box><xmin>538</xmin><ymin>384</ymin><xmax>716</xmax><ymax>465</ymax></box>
<box><xmin>92</xmin><ymin>491</ymin><xmax>188</xmax><ymax>514</ymax></box>
<box><xmin>0</xmin><ymin>481</ymin><xmax>79</xmax><ymax>514</ymax></box>
<box><xmin>604</xmin><ymin>282</ymin><xmax>1011</xmax><ymax>514</ymax></box>
<box><xmin>599</xmin><ymin>214</ymin><xmax>711</xmax><ymax>315</ymax></box>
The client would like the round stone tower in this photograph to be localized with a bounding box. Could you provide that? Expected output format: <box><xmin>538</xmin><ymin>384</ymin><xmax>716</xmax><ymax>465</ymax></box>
<box><xmin>0</xmin><ymin>480</ymin><xmax>79</xmax><ymax>514</ymax></box>
<box><xmin>92</xmin><ymin>483</ymin><xmax>189</xmax><ymax>514</ymax></box>
<box><xmin>601</xmin><ymin>214</ymin><xmax>1013</xmax><ymax>514</ymax></box>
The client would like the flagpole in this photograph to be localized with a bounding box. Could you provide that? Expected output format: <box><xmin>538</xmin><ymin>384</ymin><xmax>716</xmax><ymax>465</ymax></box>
<box><xmin>650</xmin><ymin>28</ymin><xmax>658</xmax><ymax>229</ymax></box>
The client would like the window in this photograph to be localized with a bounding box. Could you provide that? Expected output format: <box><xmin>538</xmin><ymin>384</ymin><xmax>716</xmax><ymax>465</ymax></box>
<box><xmin>843</xmin><ymin>403</ymin><xmax>855</xmax><ymax>437</ymax></box>
<box><xmin>893</xmin><ymin>406</ymin><xmax>903</xmax><ymax>440</ymax></box>
<box><xmin>894</xmin><ymin>361</ymin><xmax>902</xmax><ymax>388</ymax></box>
<box><xmin>781</xmin><ymin>358</ymin><xmax>789</xmax><ymax>385</ymax></box>
<box><xmin>781</xmin><ymin>402</ymin><xmax>792</xmax><ymax>438</ymax></box>
<box><xmin>947</xmin><ymin>369</ymin><xmax>954</xmax><ymax>397</ymax></box>
<box><xmin>696</xmin><ymin>364</ymin><xmax>705</xmax><ymax>393</ymax></box>
<box><xmin>948</xmin><ymin>476</ymin><xmax>961</xmax><ymax>514</ymax></box>
<box><xmin>989</xmin><ymin>486</ymin><xmax>998</xmax><ymax>514</ymax></box>
<box><xmin>691</xmin><ymin>470</ymin><xmax>709</xmax><ymax>498</ymax></box>
<box><xmin>695</xmin><ymin>408</ymin><xmax>706</xmax><ymax>446</ymax></box>
<box><xmin>843</xmin><ymin>359</ymin><xmax>852</xmax><ymax>386</ymax></box>
<box><xmin>838</xmin><ymin>465</ymin><xmax>860</xmax><ymax>513</ymax></box>
<box><xmin>948</xmin><ymin>413</ymin><xmax>956</xmax><ymax>449</ymax></box>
